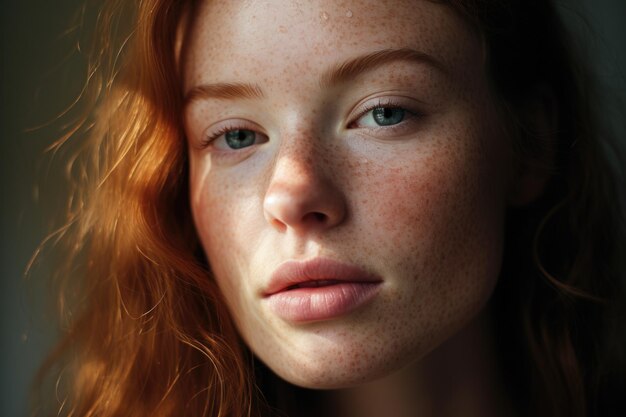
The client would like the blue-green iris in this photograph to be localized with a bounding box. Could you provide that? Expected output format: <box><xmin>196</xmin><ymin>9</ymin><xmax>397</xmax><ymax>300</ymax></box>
<box><xmin>225</xmin><ymin>130</ymin><xmax>256</xmax><ymax>149</ymax></box>
<box><xmin>372</xmin><ymin>107</ymin><xmax>405</xmax><ymax>126</ymax></box>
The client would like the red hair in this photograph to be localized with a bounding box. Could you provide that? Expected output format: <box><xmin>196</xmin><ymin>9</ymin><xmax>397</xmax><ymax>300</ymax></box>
<box><xmin>36</xmin><ymin>1</ymin><xmax>258</xmax><ymax>415</ymax></box>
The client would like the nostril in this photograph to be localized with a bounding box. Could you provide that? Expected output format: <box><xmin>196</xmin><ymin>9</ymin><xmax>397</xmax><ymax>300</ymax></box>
<box><xmin>313</xmin><ymin>212</ymin><xmax>326</xmax><ymax>222</ymax></box>
<box><xmin>263</xmin><ymin>177</ymin><xmax>347</xmax><ymax>232</ymax></box>
<box><xmin>270</xmin><ymin>218</ymin><xmax>287</xmax><ymax>232</ymax></box>
<box><xmin>302</xmin><ymin>212</ymin><xmax>328</xmax><ymax>224</ymax></box>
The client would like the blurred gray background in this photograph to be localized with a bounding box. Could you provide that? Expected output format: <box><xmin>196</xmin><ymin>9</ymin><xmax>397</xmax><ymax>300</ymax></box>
<box><xmin>1</xmin><ymin>0</ymin><xmax>624</xmax><ymax>416</ymax></box>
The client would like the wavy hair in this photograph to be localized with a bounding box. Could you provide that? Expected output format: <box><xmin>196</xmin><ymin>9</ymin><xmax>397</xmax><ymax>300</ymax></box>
<box><xmin>35</xmin><ymin>1</ymin><xmax>256</xmax><ymax>415</ymax></box>
<box><xmin>34</xmin><ymin>0</ymin><xmax>625</xmax><ymax>416</ymax></box>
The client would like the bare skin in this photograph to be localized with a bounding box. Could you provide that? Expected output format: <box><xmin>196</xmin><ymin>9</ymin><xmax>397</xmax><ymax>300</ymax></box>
<box><xmin>329</xmin><ymin>309</ymin><xmax>515</xmax><ymax>417</ymax></box>
<box><xmin>182</xmin><ymin>1</ymin><xmax>528</xmax><ymax>416</ymax></box>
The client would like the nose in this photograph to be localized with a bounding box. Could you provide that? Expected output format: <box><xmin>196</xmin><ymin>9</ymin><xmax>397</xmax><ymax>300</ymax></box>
<box><xmin>263</xmin><ymin>142</ymin><xmax>347</xmax><ymax>235</ymax></box>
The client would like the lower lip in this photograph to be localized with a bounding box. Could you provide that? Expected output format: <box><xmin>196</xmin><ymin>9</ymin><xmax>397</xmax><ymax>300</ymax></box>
<box><xmin>265</xmin><ymin>282</ymin><xmax>382</xmax><ymax>322</ymax></box>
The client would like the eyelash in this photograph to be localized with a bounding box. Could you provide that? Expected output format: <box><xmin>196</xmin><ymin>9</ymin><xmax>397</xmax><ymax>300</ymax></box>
<box><xmin>200</xmin><ymin>98</ymin><xmax>419</xmax><ymax>149</ymax></box>
<box><xmin>352</xmin><ymin>98</ymin><xmax>404</xmax><ymax>121</ymax></box>
<box><xmin>349</xmin><ymin>98</ymin><xmax>420</xmax><ymax>130</ymax></box>
<box><xmin>200</xmin><ymin>123</ymin><xmax>253</xmax><ymax>149</ymax></box>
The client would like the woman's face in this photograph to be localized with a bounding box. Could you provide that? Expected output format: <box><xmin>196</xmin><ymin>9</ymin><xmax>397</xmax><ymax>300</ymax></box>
<box><xmin>183</xmin><ymin>0</ymin><xmax>514</xmax><ymax>388</ymax></box>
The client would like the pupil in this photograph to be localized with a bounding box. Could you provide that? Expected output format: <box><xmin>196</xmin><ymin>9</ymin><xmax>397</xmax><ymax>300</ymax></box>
<box><xmin>373</xmin><ymin>107</ymin><xmax>405</xmax><ymax>126</ymax></box>
<box><xmin>225</xmin><ymin>130</ymin><xmax>255</xmax><ymax>149</ymax></box>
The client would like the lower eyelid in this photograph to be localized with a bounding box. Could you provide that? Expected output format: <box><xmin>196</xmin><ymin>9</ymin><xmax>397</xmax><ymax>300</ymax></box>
<box><xmin>368</xmin><ymin>116</ymin><xmax>419</xmax><ymax>134</ymax></box>
<box><xmin>212</xmin><ymin>130</ymin><xmax>270</xmax><ymax>153</ymax></box>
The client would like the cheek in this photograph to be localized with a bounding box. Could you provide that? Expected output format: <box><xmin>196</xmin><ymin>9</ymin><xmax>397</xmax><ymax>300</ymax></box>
<box><xmin>361</xmin><ymin>144</ymin><xmax>503</xmax><ymax>253</ymax></box>
<box><xmin>357</xmin><ymin>134</ymin><xmax>507</xmax><ymax>315</ymax></box>
<box><xmin>191</xmin><ymin>181</ymin><xmax>272</xmax><ymax>339</ymax></box>
<box><xmin>189</xmin><ymin>161</ymin><xmax>255</xmax><ymax>311</ymax></box>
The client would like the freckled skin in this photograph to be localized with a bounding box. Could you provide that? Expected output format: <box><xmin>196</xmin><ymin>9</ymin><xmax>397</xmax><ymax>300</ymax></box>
<box><xmin>183</xmin><ymin>0</ymin><xmax>514</xmax><ymax>389</ymax></box>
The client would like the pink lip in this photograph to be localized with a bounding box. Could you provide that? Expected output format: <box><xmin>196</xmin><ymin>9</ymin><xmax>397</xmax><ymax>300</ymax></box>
<box><xmin>263</xmin><ymin>258</ymin><xmax>383</xmax><ymax>322</ymax></box>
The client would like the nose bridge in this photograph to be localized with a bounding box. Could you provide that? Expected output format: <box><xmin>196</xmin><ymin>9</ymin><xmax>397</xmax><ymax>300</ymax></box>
<box><xmin>263</xmin><ymin>127</ymin><xmax>346</xmax><ymax>234</ymax></box>
<box><xmin>271</xmin><ymin>130</ymin><xmax>322</xmax><ymax>190</ymax></box>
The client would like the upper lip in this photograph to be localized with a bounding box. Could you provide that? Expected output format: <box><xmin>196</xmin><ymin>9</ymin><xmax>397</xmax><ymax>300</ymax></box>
<box><xmin>263</xmin><ymin>257</ymin><xmax>382</xmax><ymax>297</ymax></box>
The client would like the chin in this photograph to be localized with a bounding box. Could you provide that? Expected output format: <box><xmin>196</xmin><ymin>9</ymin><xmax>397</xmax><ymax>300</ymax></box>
<box><xmin>260</xmin><ymin>338</ymin><xmax>424</xmax><ymax>390</ymax></box>
<box><xmin>274</xmin><ymin>363</ymin><xmax>393</xmax><ymax>390</ymax></box>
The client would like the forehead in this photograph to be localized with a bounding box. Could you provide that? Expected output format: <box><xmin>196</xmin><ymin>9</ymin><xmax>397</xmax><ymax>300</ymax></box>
<box><xmin>182</xmin><ymin>0</ymin><xmax>482</xmax><ymax>89</ymax></box>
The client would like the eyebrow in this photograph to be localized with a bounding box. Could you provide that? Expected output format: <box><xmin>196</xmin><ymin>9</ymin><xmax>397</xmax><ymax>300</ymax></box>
<box><xmin>184</xmin><ymin>48</ymin><xmax>446</xmax><ymax>107</ymax></box>
<box><xmin>184</xmin><ymin>82</ymin><xmax>264</xmax><ymax>107</ymax></box>
<box><xmin>320</xmin><ymin>48</ymin><xmax>447</xmax><ymax>87</ymax></box>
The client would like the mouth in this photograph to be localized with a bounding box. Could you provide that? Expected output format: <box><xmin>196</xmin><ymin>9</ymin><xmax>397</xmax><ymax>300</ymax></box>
<box><xmin>284</xmin><ymin>279</ymin><xmax>346</xmax><ymax>290</ymax></box>
<box><xmin>263</xmin><ymin>258</ymin><xmax>383</xmax><ymax>322</ymax></box>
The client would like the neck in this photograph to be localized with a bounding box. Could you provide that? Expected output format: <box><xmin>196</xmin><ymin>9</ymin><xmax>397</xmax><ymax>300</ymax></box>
<box><xmin>329</xmin><ymin>309</ymin><xmax>514</xmax><ymax>417</ymax></box>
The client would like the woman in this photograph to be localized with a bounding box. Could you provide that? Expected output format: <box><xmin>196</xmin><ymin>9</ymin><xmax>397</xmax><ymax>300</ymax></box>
<box><xmin>36</xmin><ymin>0</ymin><xmax>625</xmax><ymax>416</ymax></box>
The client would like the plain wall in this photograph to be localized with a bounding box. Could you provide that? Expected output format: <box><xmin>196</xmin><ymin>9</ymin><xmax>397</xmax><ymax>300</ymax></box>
<box><xmin>1</xmin><ymin>1</ymin><xmax>624</xmax><ymax>416</ymax></box>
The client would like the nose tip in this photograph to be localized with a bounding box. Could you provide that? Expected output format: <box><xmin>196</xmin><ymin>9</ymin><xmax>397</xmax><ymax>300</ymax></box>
<box><xmin>264</xmin><ymin>189</ymin><xmax>345</xmax><ymax>233</ymax></box>
<box><xmin>263</xmin><ymin>160</ymin><xmax>347</xmax><ymax>234</ymax></box>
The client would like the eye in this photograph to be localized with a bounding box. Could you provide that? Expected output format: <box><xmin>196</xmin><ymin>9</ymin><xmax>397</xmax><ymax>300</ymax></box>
<box><xmin>369</xmin><ymin>107</ymin><xmax>405</xmax><ymax>126</ymax></box>
<box><xmin>202</xmin><ymin>124</ymin><xmax>269</xmax><ymax>151</ymax></box>
<box><xmin>349</xmin><ymin>100</ymin><xmax>418</xmax><ymax>131</ymax></box>
<box><xmin>224</xmin><ymin>129</ymin><xmax>257</xmax><ymax>149</ymax></box>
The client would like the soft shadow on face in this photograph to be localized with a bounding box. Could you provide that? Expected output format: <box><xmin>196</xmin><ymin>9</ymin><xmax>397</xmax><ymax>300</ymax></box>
<box><xmin>182</xmin><ymin>0</ymin><xmax>514</xmax><ymax>389</ymax></box>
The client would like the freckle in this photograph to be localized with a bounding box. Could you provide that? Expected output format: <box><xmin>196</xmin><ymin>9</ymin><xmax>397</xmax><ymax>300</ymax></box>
<box><xmin>278</xmin><ymin>25</ymin><xmax>287</xmax><ymax>33</ymax></box>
